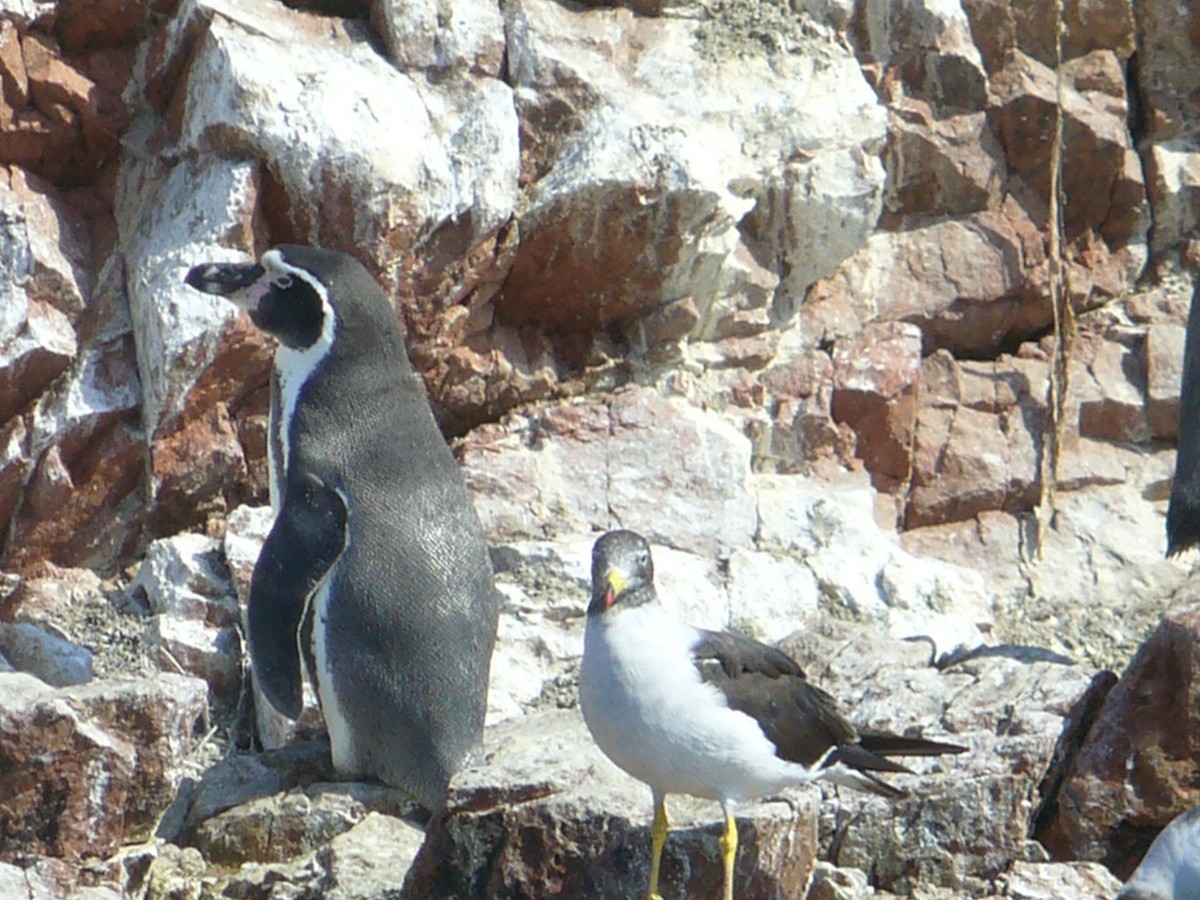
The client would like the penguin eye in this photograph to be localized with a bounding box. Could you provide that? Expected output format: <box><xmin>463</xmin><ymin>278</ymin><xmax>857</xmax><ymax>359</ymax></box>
<box><xmin>272</xmin><ymin>275</ymin><xmax>294</xmax><ymax>290</ymax></box>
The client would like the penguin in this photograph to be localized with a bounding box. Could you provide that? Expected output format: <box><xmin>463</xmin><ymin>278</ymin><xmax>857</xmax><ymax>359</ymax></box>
<box><xmin>184</xmin><ymin>244</ymin><xmax>500</xmax><ymax>810</ymax></box>
<box><xmin>1168</xmin><ymin>280</ymin><xmax>1200</xmax><ymax>556</ymax></box>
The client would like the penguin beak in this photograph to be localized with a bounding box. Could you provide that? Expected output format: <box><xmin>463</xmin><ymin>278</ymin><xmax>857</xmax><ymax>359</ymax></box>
<box><xmin>184</xmin><ymin>261</ymin><xmax>267</xmax><ymax>306</ymax></box>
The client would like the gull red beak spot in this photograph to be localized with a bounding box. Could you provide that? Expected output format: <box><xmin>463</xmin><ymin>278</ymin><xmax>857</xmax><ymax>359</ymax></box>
<box><xmin>604</xmin><ymin>586</ymin><xmax>616</xmax><ymax>609</ymax></box>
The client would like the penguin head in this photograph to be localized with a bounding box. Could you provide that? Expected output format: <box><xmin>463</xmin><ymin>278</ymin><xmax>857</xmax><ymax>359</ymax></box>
<box><xmin>185</xmin><ymin>245</ymin><xmax>355</xmax><ymax>351</ymax></box>
<box><xmin>589</xmin><ymin>529</ymin><xmax>656</xmax><ymax>617</ymax></box>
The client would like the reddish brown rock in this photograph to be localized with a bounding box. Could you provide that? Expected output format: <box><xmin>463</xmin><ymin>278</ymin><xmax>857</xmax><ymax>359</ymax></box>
<box><xmin>53</xmin><ymin>0</ymin><xmax>155</xmax><ymax>52</ymax></box>
<box><xmin>1145</xmin><ymin>144</ymin><xmax>1200</xmax><ymax>254</ymax></box>
<box><xmin>758</xmin><ymin>349</ymin><xmax>854</xmax><ymax>473</ymax></box>
<box><xmin>961</xmin><ymin>0</ymin><xmax>1134</xmax><ymax>74</ymax></box>
<box><xmin>0</xmin><ymin>300</ymin><xmax>75</xmax><ymax>425</ymax></box>
<box><xmin>883</xmin><ymin>108</ymin><xmax>1003</xmax><ymax>217</ymax></box>
<box><xmin>0</xmin><ymin>672</ymin><xmax>207</xmax><ymax>863</ymax></box>
<box><xmin>1038</xmin><ymin>595</ymin><xmax>1200</xmax><ymax>878</ymax></box>
<box><xmin>988</xmin><ymin>50</ymin><xmax>1144</xmax><ymax>245</ymax></box>
<box><xmin>1073</xmin><ymin>331</ymin><xmax>1150</xmax><ymax>443</ymax></box>
<box><xmin>4</xmin><ymin>417</ymin><xmax>144</xmax><ymax>572</ymax></box>
<box><xmin>1146</xmin><ymin>321</ymin><xmax>1185</xmax><ymax>440</ymax></box>
<box><xmin>405</xmin><ymin>711</ymin><xmax>818</xmax><ymax>900</ymax></box>
<box><xmin>13</xmin><ymin>33</ymin><xmax>128</xmax><ymax>184</ymax></box>
<box><xmin>147</xmin><ymin>315</ymin><xmax>271</xmax><ymax>537</ymax></box>
<box><xmin>906</xmin><ymin>352</ymin><xmax>1046</xmax><ymax>528</ymax></box>
<box><xmin>830</xmin><ymin>321</ymin><xmax>922</xmax><ymax>489</ymax></box>
<box><xmin>1132</xmin><ymin>0</ymin><xmax>1200</xmax><ymax>142</ymax></box>
<box><xmin>0</xmin><ymin>20</ymin><xmax>28</xmax><ymax>107</ymax></box>
<box><xmin>495</xmin><ymin>185</ymin><xmax>723</xmax><ymax>334</ymax></box>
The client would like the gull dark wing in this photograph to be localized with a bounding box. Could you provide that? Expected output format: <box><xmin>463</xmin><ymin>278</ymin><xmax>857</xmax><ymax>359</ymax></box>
<box><xmin>692</xmin><ymin>629</ymin><xmax>966</xmax><ymax>795</ymax></box>
<box><xmin>247</xmin><ymin>472</ymin><xmax>348</xmax><ymax>719</ymax></box>
<box><xmin>1169</xmin><ymin>280</ymin><xmax>1200</xmax><ymax>555</ymax></box>
<box><xmin>692</xmin><ymin>629</ymin><xmax>864</xmax><ymax>767</ymax></box>
<box><xmin>692</xmin><ymin>628</ymin><xmax>807</xmax><ymax>679</ymax></box>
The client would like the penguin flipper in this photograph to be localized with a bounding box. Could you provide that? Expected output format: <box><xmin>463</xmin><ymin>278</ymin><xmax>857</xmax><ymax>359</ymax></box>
<box><xmin>247</xmin><ymin>472</ymin><xmax>348</xmax><ymax>719</ymax></box>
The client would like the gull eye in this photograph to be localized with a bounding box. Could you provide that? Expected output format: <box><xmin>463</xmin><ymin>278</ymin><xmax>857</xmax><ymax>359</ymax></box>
<box><xmin>272</xmin><ymin>274</ymin><xmax>293</xmax><ymax>290</ymax></box>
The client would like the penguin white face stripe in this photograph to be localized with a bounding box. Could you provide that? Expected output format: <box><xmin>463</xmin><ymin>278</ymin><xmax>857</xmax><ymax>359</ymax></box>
<box><xmin>262</xmin><ymin>249</ymin><xmax>338</xmax><ymax>489</ymax></box>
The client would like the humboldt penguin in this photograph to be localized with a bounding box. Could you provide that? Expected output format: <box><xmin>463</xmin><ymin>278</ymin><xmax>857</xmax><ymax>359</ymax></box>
<box><xmin>185</xmin><ymin>244</ymin><xmax>499</xmax><ymax>810</ymax></box>
<box><xmin>1168</xmin><ymin>280</ymin><xmax>1200</xmax><ymax>555</ymax></box>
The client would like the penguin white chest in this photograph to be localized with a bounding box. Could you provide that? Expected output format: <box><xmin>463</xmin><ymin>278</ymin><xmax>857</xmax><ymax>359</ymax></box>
<box><xmin>308</xmin><ymin>555</ymin><xmax>358</xmax><ymax>774</ymax></box>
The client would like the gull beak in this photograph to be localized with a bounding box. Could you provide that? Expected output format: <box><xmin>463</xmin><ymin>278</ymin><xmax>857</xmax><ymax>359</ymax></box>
<box><xmin>603</xmin><ymin>569</ymin><xmax>626</xmax><ymax>610</ymax></box>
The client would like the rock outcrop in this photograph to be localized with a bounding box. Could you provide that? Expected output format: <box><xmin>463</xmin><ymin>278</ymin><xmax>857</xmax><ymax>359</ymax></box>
<box><xmin>1</xmin><ymin>0</ymin><xmax>1198</xmax><ymax>895</ymax></box>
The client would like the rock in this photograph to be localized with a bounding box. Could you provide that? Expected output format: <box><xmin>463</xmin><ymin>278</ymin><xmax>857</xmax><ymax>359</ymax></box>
<box><xmin>0</xmin><ymin>856</ymin><xmax>123</xmax><ymax>899</ymax></box>
<box><xmin>497</xmin><ymin>0</ymin><xmax>885</xmax><ymax>341</ymax></box>
<box><xmin>0</xmin><ymin>672</ymin><xmax>208</xmax><ymax>862</ymax></box>
<box><xmin>130</xmin><ymin>533</ymin><xmax>238</xmax><ymax>627</ymax></box>
<box><xmin>781</xmin><ymin>622</ymin><xmax>1104</xmax><ymax>894</ymax></box>
<box><xmin>960</xmin><ymin>0</ymin><xmax>1135</xmax><ymax>78</ymax></box>
<box><xmin>1146</xmin><ymin>322</ymin><xmax>1185</xmax><ymax>440</ymax></box>
<box><xmin>2</xmin><ymin>260</ymin><xmax>144</xmax><ymax>571</ymax></box>
<box><xmin>1038</xmin><ymin>594</ymin><xmax>1200</xmax><ymax>878</ymax></box>
<box><xmin>133</xmin><ymin>533</ymin><xmax>242</xmax><ymax>702</ymax></box>
<box><xmin>1073</xmin><ymin>331</ymin><xmax>1150</xmax><ymax>443</ymax></box>
<box><xmin>403</xmin><ymin>709</ymin><xmax>818</xmax><ymax>899</ymax></box>
<box><xmin>1145</xmin><ymin>145</ymin><xmax>1200</xmax><ymax>255</ymax></box>
<box><xmin>319</xmin><ymin>812</ymin><xmax>426</xmax><ymax>900</ymax></box>
<box><xmin>755</xmin><ymin>474</ymin><xmax>992</xmax><ymax>653</ymax></box>
<box><xmin>820</xmin><ymin>208</ymin><xmax>1037</xmax><ymax>358</ymax></box>
<box><xmin>860</xmin><ymin>0</ymin><xmax>988</xmax><ymax>111</ymax></box>
<box><xmin>757</xmin><ymin>344</ymin><xmax>854</xmax><ymax>472</ymax></box>
<box><xmin>180</xmin><ymin>741</ymin><xmax>337</xmax><ymax>831</ymax></box>
<box><xmin>999</xmin><ymin>860</ymin><xmax>1123</xmax><ymax>899</ymax></box>
<box><xmin>1132</xmin><ymin>0</ymin><xmax>1200</xmax><ymax>142</ymax></box>
<box><xmin>906</xmin><ymin>351</ymin><xmax>1045</xmax><ymax>528</ymax></box>
<box><xmin>147</xmin><ymin>615</ymin><xmax>240</xmax><ymax>703</ymax></box>
<box><xmin>0</xmin><ymin>248</ymin><xmax>77</xmax><ymax>427</ymax></box>
<box><xmin>988</xmin><ymin>50</ymin><xmax>1145</xmax><ymax>247</ymax></box>
<box><xmin>726</xmin><ymin>548</ymin><xmax>819</xmax><ymax>642</ymax></box>
<box><xmin>5</xmin><ymin>564</ymin><xmax>150</xmax><ymax>680</ymax></box>
<box><xmin>462</xmin><ymin>386</ymin><xmax>757</xmax><ymax>558</ymax></box>
<box><xmin>371</xmin><ymin>0</ymin><xmax>504</xmax><ymax>75</ymax></box>
<box><xmin>905</xmin><ymin>443</ymin><xmax>1187</xmax><ymax>672</ymax></box>
<box><xmin>830</xmin><ymin>321</ymin><xmax>922</xmax><ymax>489</ymax></box>
<box><xmin>2</xmin><ymin>29</ymin><xmax>129</xmax><ymax>185</ymax></box>
<box><xmin>2</xmin><ymin>167</ymin><xmax>93</xmax><ymax>321</ymax></box>
<box><xmin>189</xmin><ymin>781</ymin><xmax>420</xmax><ymax>866</ymax></box>
<box><xmin>0</xmin><ymin>621</ymin><xmax>92</xmax><ymax>686</ymax></box>
<box><xmin>1117</xmin><ymin>805</ymin><xmax>1200</xmax><ymax>900</ymax></box>
<box><xmin>805</xmin><ymin>862</ymin><xmax>871</xmax><ymax>900</ymax></box>
<box><xmin>884</xmin><ymin>108</ymin><xmax>1004</xmax><ymax>217</ymax></box>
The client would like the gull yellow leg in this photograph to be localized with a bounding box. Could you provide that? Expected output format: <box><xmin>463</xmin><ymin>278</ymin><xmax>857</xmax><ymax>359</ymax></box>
<box><xmin>647</xmin><ymin>791</ymin><xmax>668</xmax><ymax>900</ymax></box>
<box><xmin>718</xmin><ymin>803</ymin><xmax>738</xmax><ymax>900</ymax></box>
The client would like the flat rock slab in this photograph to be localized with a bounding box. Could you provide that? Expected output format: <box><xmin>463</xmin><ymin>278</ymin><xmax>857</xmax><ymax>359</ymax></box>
<box><xmin>405</xmin><ymin>709</ymin><xmax>819</xmax><ymax>900</ymax></box>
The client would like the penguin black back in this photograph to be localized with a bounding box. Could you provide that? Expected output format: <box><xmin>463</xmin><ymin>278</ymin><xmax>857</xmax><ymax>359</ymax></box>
<box><xmin>1169</xmin><ymin>280</ymin><xmax>1200</xmax><ymax>556</ymax></box>
<box><xmin>186</xmin><ymin>245</ymin><xmax>500</xmax><ymax>810</ymax></box>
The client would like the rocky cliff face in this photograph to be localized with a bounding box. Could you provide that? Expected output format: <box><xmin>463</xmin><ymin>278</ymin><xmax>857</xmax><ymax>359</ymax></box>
<box><xmin>1</xmin><ymin>0</ymin><xmax>1199</xmax><ymax>896</ymax></box>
